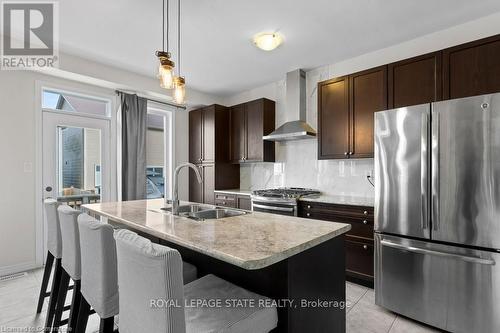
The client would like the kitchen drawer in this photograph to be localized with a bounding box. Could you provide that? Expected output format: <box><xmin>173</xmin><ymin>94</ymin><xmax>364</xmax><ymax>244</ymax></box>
<box><xmin>299</xmin><ymin>201</ymin><xmax>374</xmax><ymax>240</ymax></box>
<box><xmin>346</xmin><ymin>238</ymin><xmax>374</xmax><ymax>280</ymax></box>
<box><xmin>215</xmin><ymin>198</ymin><xmax>236</xmax><ymax>208</ymax></box>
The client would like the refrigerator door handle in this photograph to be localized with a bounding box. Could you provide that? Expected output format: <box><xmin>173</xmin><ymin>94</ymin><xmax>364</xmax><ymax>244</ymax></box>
<box><xmin>421</xmin><ymin>112</ymin><xmax>429</xmax><ymax>230</ymax></box>
<box><xmin>431</xmin><ymin>110</ymin><xmax>440</xmax><ymax>231</ymax></box>
<box><xmin>380</xmin><ymin>240</ymin><xmax>495</xmax><ymax>265</ymax></box>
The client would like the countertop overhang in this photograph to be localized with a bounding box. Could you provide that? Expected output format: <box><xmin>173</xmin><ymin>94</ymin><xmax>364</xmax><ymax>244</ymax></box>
<box><xmin>83</xmin><ymin>199</ymin><xmax>351</xmax><ymax>270</ymax></box>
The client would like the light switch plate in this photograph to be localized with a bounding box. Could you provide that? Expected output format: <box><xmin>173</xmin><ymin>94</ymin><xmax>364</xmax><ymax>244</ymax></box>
<box><xmin>23</xmin><ymin>162</ymin><xmax>33</xmax><ymax>173</ymax></box>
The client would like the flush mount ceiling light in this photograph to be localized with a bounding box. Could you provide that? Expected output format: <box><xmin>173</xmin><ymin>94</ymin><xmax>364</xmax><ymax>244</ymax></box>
<box><xmin>253</xmin><ymin>32</ymin><xmax>283</xmax><ymax>51</ymax></box>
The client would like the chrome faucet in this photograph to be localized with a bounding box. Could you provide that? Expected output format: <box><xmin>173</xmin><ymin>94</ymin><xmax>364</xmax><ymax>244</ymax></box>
<box><xmin>171</xmin><ymin>162</ymin><xmax>203</xmax><ymax>215</ymax></box>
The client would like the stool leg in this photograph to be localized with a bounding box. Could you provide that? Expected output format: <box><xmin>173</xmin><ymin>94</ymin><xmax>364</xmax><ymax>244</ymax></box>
<box><xmin>37</xmin><ymin>252</ymin><xmax>54</xmax><ymax>313</ymax></box>
<box><xmin>75</xmin><ymin>296</ymin><xmax>91</xmax><ymax>333</ymax></box>
<box><xmin>99</xmin><ymin>317</ymin><xmax>114</xmax><ymax>333</ymax></box>
<box><xmin>52</xmin><ymin>268</ymin><xmax>70</xmax><ymax>332</ymax></box>
<box><xmin>68</xmin><ymin>280</ymin><xmax>81</xmax><ymax>332</ymax></box>
<box><xmin>44</xmin><ymin>258</ymin><xmax>62</xmax><ymax>330</ymax></box>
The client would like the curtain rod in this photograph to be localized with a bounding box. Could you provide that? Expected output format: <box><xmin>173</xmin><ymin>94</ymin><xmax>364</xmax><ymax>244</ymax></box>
<box><xmin>115</xmin><ymin>90</ymin><xmax>187</xmax><ymax>110</ymax></box>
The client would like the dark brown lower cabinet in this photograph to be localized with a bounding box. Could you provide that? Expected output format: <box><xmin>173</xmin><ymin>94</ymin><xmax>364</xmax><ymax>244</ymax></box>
<box><xmin>189</xmin><ymin>164</ymin><xmax>239</xmax><ymax>205</ymax></box>
<box><xmin>298</xmin><ymin>201</ymin><xmax>374</xmax><ymax>286</ymax></box>
<box><xmin>213</xmin><ymin>192</ymin><xmax>252</xmax><ymax>210</ymax></box>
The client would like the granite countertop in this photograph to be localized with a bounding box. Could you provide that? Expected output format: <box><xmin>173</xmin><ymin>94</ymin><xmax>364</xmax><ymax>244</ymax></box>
<box><xmin>299</xmin><ymin>194</ymin><xmax>374</xmax><ymax>207</ymax></box>
<box><xmin>213</xmin><ymin>189</ymin><xmax>252</xmax><ymax>196</ymax></box>
<box><xmin>83</xmin><ymin>199</ymin><xmax>350</xmax><ymax>270</ymax></box>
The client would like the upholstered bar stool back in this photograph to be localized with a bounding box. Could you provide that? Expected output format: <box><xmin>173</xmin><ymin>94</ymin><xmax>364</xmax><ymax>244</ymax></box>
<box><xmin>77</xmin><ymin>213</ymin><xmax>119</xmax><ymax>319</ymax></box>
<box><xmin>58</xmin><ymin>205</ymin><xmax>82</xmax><ymax>280</ymax></box>
<box><xmin>53</xmin><ymin>204</ymin><xmax>83</xmax><ymax>332</ymax></box>
<box><xmin>114</xmin><ymin>229</ymin><xmax>186</xmax><ymax>333</ymax></box>
<box><xmin>45</xmin><ymin>199</ymin><xmax>62</xmax><ymax>259</ymax></box>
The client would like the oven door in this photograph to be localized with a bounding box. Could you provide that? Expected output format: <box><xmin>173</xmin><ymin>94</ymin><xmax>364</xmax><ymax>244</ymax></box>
<box><xmin>251</xmin><ymin>199</ymin><xmax>297</xmax><ymax>216</ymax></box>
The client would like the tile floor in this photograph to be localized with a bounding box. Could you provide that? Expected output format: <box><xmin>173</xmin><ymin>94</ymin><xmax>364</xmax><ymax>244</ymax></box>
<box><xmin>0</xmin><ymin>268</ymin><xmax>440</xmax><ymax>332</ymax></box>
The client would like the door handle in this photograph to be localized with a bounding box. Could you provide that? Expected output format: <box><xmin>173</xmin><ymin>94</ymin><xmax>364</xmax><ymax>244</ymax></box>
<box><xmin>45</xmin><ymin>186</ymin><xmax>53</xmax><ymax>192</ymax></box>
<box><xmin>431</xmin><ymin>111</ymin><xmax>440</xmax><ymax>231</ymax></box>
<box><xmin>380</xmin><ymin>240</ymin><xmax>495</xmax><ymax>265</ymax></box>
<box><xmin>420</xmin><ymin>112</ymin><xmax>429</xmax><ymax>230</ymax></box>
<box><xmin>252</xmin><ymin>203</ymin><xmax>295</xmax><ymax>213</ymax></box>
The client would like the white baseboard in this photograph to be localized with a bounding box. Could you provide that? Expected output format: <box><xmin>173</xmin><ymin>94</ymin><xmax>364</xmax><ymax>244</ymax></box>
<box><xmin>0</xmin><ymin>261</ymin><xmax>41</xmax><ymax>277</ymax></box>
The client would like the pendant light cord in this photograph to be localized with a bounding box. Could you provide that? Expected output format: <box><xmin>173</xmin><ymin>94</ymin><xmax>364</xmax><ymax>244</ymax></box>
<box><xmin>177</xmin><ymin>0</ymin><xmax>181</xmax><ymax>75</ymax></box>
<box><xmin>161</xmin><ymin>0</ymin><xmax>165</xmax><ymax>51</ymax></box>
<box><xmin>166</xmin><ymin>0</ymin><xmax>169</xmax><ymax>51</ymax></box>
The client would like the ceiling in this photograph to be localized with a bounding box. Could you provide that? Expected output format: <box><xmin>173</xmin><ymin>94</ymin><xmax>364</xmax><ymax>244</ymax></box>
<box><xmin>58</xmin><ymin>0</ymin><xmax>500</xmax><ymax>97</ymax></box>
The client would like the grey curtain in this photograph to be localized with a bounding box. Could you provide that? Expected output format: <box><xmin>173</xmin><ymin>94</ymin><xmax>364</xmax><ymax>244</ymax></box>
<box><xmin>120</xmin><ymin>92</ymin><xmax>147</xmax><ymax>201</ymax></box>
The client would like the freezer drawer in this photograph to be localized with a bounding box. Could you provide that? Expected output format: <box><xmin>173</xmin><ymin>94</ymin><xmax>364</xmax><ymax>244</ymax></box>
<box><xmin>375</xmin><ymin>234</ymin><xmax>500</xmax><ymax>333</ymax></box>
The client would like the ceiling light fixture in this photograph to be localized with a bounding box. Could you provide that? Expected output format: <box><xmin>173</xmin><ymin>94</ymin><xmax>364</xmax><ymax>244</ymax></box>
<box><xmin>253</xmin><ymin>32</ymin><xmax>283</xmax><ymax>51</ymax></box>
<box><xmin>156</xmin><ymin>0</ymin><xmax>175</xmax><ymax>89</ymax></box>
<box><xmin>173</xmin><ymin>0</ymin><xmax>186</xmax><ymax>104</ymax></box>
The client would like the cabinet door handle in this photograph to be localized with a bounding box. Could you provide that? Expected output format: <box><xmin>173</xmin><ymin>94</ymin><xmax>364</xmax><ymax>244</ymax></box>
<box><xmin>344</xmin><ymin>152</ymin><xmax>348</xmax><ymax>156</ymax></box>
<box><xmin>349</xmin><ymin>151</ymin><xmax>353</xmax><ymax>155</ymax></box>
<box><xmin>363</xmin><ymin>219</ymin><xmax>368</xmax><ymax>225</ymax></box>
<box><xmin>222</xmin><ymin>201</ymin><xmax>226</xmax><ymax>205</ymax></box>
<box><xmin>306</xmin><ymin>213</ymin><xmax>311</xmax><ymax>217</ymax></box>
<box><xmin>307</xmin><ymin>205</ymin><xmax>311</xmax><ymax>209</ymax></box>
<box><xmin>363</xmin><ymin>210</ymin><xmax>368</xmax><ymax>216</ymax></box>
<box><xmin>363</xmin><ymin>245</ymin><xmax>368</xmax><ymax>250</ymax></box>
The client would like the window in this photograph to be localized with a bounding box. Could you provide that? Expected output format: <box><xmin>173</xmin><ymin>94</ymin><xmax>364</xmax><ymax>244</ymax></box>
<box><xmin>146</xmin><ymin>104</ymin><xmax>173</xmax><ymax>199</ymax></box>
<box><xmin>42</xmin><ymin>89</ymin><xmax>110</xmax><ymax>117</ymax></box>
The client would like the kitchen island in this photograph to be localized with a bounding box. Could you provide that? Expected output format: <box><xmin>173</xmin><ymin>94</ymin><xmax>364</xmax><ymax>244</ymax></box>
<box><xmin>83</xmin><ymin>199</ymin><xmax>351</xmax><ymax>332</ymax></box>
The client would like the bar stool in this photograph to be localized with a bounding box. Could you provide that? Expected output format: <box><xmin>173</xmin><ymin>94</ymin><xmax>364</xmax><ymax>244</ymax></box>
<box><xmin>75</xmin><ymin>213</ymin><xmax>119</xmax><ymax>333</ymax></box>
<box><xmin>114</xmin><ymin>229</ymin><xmax>278</xmax><ymax>333</ymax></box>
<box><xmin>40</xmin><ymin>199</ymin><xmax>74</xmax><ymax>329</ymax></box>
<box><xmin>52</xmin><ymin>205</ymin><xmax>83</xmax><ymax>333</ymax></box>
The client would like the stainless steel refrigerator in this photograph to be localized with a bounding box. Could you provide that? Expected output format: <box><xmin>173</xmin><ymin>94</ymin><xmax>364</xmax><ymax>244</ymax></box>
<box><xmin>374</xmin><ymin>93</ymin><xmax>500</xmax><ymax>333</ymax></box>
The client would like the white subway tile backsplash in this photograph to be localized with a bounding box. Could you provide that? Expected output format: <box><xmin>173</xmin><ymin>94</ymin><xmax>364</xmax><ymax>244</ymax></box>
<box><xmin>240</xmin><ymin>139</ymin><xmax>374</xmax><ymax>198</ymax></box>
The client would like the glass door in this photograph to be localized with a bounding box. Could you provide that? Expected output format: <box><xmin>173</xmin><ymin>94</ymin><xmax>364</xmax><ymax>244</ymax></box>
<box><xmin>42</xmin><ymin>112</ymin><xmax>110</xmax><ymax>207</ymax></box>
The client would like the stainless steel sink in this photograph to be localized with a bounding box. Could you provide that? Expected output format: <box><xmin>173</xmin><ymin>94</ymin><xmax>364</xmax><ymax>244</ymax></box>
<box><xmin>161</xmin><ymin>204</ymin><xmax>212</xmax><ymax>214</ymax></box>
<box><xmin>187</xmin><ymin>208</ymin><xmax>249</xmax><ymax>220</ymax></box>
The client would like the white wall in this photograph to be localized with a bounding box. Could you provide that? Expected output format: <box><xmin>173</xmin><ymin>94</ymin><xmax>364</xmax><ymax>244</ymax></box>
<box><xmin>223</xmin><ymin>12</ymin><xmax>500</xmax><ymax>198</ymax></box>
<box><xmin>0</xmin><ymin>55</ymin><xmax>220</xmax><ymax>275</ymax></box>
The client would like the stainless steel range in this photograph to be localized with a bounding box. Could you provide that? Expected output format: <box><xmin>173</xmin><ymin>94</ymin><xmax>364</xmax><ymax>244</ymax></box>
<box><xmin>251</xmin><ymin>188</ymin><xmax>320</xmax><ymax>216</ymax></box>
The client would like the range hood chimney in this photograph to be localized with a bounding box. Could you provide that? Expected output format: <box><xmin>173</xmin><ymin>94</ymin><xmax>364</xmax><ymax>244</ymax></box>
<box><xmin>263</xmin><ymin>69</ymin><xmax>316</xmax><ymax>141</ymax></box>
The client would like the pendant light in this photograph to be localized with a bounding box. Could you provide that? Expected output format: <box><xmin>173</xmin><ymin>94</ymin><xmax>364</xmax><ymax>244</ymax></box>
<box><xmin>156</xmin><ymin>0</ymin><xmax>175</xmax><ymax>89</ymax></box>
<box><xmin>173</xmin><ymin>0</ymin><xmax>186</xmax><ymax>104</ymax></box>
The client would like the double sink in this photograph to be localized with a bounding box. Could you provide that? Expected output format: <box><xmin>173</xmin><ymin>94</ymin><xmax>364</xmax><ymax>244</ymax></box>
<box><xmin>160</xmin><ymin>204</ymin><xmax>249</xmax><ymax>221</ymax></box>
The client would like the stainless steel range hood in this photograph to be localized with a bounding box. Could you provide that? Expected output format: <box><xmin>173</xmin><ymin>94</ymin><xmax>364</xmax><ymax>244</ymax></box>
<box><xmin>263</xmin><ymin>69</ymin><xmax>317</xmax><ymax>141</ymax></box>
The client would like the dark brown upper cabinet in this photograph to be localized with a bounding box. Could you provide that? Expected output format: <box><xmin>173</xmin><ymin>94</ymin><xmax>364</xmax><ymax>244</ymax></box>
<box><xmin>388</xmin><ymin>52</ymin><xmax>442</xmax><ymax>108</ymax></box>
<box><xmin>230</xmin><ymin>98</ymin><xmax>275</xmax><ymax>163</ymax></box>
<box><xmin>349</xmin><ymin>66</ymin><xmax>387</xmax><ymax>158</ymax></box>
<box><xmin>188</xmin><ymin>105</ymin><xmax>239</xmax><ymax>204</ymax></box>
<box><xmin>318</xmin><ymin>76</ymin><xmax>350</xmax><ymax>159</ymax></box>
<box><xmin>318</xmin><ymin>67</ymin><xmax>387</xmax><ymax>159</ymax></box>
<box><xmin>189</xmin><ymin>105</ymin><xmax>233</xmax><ymax>164</ymax></box>
<box><xmin>188</xmin><ymin>109</ymin><xmax>203</xmax><ymax>164</ymax></box>
<box><xmin>230</xmin><ymin>104</ymin><xmax>246</xmax><ymax>163</ymax></box>
<box><xmin>443</xmin><ymin>35</ymin><xmax>500</xmax><ymax>100</ymax></box>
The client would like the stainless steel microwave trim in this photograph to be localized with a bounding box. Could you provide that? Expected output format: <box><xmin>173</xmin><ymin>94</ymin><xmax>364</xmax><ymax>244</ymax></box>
<box><xmin>252</xmin><ymin>203</ymin><xmax>295</xmax><ymax>213</ymax></box>
<box><xmin>380</xmin><ymin>239</ymin><xmax>495</xmax><ymax>265</ymax></box>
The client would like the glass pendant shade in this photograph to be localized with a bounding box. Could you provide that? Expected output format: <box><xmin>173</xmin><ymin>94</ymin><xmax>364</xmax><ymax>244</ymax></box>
<box><xmin>173</xmin><ymin>76</ymin><xmax>186</xmax><ymax>104</ymax></box>
<box><xmin>158</xmin><ymin>63</ymin><xmax>174</xmax><ymax>89</ymax></box>
<box><xmin>156</xmin><ymin>51</ymin><xmax>175</xmax><ymax>89</ymax></box>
